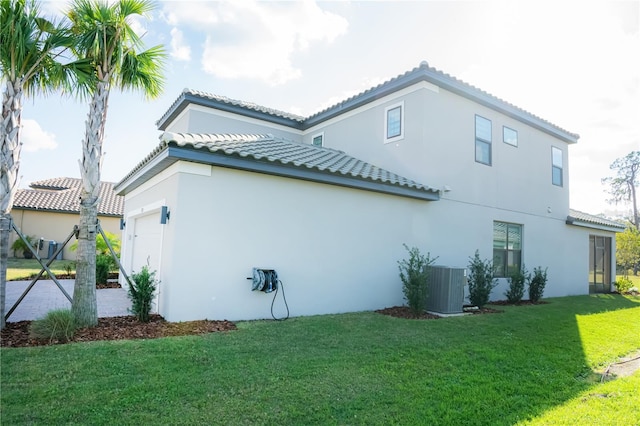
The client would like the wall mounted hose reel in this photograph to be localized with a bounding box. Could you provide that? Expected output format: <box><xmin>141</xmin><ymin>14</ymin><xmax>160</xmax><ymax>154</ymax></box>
<box><xmin>247</xmin><ymin>268</ymin><xmax>289</xmax><ymax>320</ymax></box>
<box><xmin>250</xmin><ymin>268</ymin><xmax>279</xmax><ymax>293</ymax></box>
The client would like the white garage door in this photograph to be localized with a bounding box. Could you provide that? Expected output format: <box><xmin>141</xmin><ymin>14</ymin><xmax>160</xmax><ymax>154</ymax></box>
<box><xmin>131</xmin><ymin>213</ymin><xmax>162</xmax><ymax>277</ymax></box>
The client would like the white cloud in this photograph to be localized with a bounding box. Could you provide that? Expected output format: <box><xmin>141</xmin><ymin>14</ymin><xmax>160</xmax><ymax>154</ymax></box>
<box><xmin>170</xmin><ymin>27</ymin><xmax>191</xmax><ymax>61</ymax></box>
<box><xmin>165</xmin><ymin>0</ymin><xmax>348</xmax><ymax>85</ymax></box>
<box><xmin>21</xmin><ymin>120</ymin><xmax>57</xmax><ymax>153</ymax></box>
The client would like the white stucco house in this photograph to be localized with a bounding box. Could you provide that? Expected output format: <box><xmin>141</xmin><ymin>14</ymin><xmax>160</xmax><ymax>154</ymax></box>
<box><xmin>114</xmin><ymin>61</ymin><xmax>624</xmax><ymax>322</ymax></box>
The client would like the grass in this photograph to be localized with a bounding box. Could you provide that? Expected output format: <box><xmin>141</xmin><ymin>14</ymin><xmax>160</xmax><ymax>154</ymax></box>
<box><xmin>6</xmin><ymin>257</ymin><xmax>75</xmax><ymax>281</ymax></box>
<box><xmin>2</xmin><ymin>294</ymin><xmax>639</xmax><ymax>425</ymax></box>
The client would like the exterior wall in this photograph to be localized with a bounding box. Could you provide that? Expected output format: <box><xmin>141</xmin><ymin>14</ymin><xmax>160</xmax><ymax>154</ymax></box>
<box><xmin>121</xmin><ymin>161</ymin><xmax>610</xmax><ymax>323</ymax></box>
<box><xmin>305</xmin><ymin>83</ymin><xmax>570</xmax><ymax>223</ymax></box>
<box><xmin>166</xmin><ymin>105</ymin><xmax>303</xmax><ymax>141</ymax></box>
<box><xmin>9</xmin><ymin>210</ymin><xmax>121</xmax><ymax>261</ymax></box>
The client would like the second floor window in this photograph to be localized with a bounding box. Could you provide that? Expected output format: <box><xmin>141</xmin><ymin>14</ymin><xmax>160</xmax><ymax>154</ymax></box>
<box><xmin>312</xmin><ymin>133</ymin><xmax>323</xmax><ymax>147</ymax></box>
<box><xmin>384</xmin><ymin>102</ymin><xmax>404</xmax><ymax>142</ymax></box>
<box><xmin>552</xmin><ymin>147</ymin><xmax>563</xmax><ymax>186</ymax></box>
<box><xmin>475</xmin><ymin>115</ymin><xmax>492</xmax><ymax>165</ymax></box>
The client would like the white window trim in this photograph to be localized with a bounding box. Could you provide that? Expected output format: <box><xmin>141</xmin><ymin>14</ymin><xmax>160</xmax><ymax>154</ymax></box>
<box><xmin>552</xmin><ymin>146</ymin><xmax>563</xmax><ymax>187</ymax></box>
<box><xmin>311</xmin><ymin>132</ymin><xmax>324</xmax><ymax>147</ymax></box>
<box><xmin>475</xmin><ymin>114</ymin><xmax>492</xmax><ymax>165</ymax></box>
<box><xmin>384</xmin><ymin>101</ymin><xmax>404</xmax><ymax>144</ymax></box>
<box><xmin>503</xmin><ymin>126</ymin><xmax>518</xmax><ymax>147</ymax></box>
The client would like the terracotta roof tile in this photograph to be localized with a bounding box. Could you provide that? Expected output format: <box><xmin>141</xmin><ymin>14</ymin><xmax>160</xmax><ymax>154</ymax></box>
<box><xmin>13</xmin><ymin>177</ymin><xmax>123</xmax><ymax>216</ymax></box>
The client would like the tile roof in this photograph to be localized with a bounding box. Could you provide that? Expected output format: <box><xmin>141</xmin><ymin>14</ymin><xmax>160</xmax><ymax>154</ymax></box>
<box><xmin>13</xmin><ymin>177</ymin><xmax>124</xmax><ymax>216</ymax></box>
<box><xmin>567</xmin><ymin>209</ymin><xmax>626</xmax><ymax>231</ymax></box>
<box><xmin>157</xmin><ymin>61</ymin><xmax>579</xmax><ymax>144</ymax></box>
<box><xmin>116</xmin><ymin>133</ymin><xmax>439</xmax><ymax>201</ymax></box>
<box><xmin>157</xmin><ymin>89</ymin><xmax>305</xmax><ymax>130</ymax></box>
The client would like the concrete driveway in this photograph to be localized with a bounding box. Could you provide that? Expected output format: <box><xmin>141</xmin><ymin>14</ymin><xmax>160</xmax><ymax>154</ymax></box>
<box><xmin>4</xmin><ymin>279</ymin><xmax>131</xmax><ymax>322</ymax></box>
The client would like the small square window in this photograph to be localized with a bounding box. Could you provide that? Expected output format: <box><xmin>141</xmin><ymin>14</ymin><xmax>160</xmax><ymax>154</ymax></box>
<box><xmin>503</xmin><ymin>126</ymin><xmax>518</xmax><ymax>147</ymax></box>
<box><xmin>384</xmin><ymin>102</ymin><xmax>404</xmax><ymax>143</ymax></box>
<box><xmin>312</xmin><ymin>133</ymin><xmax>323</xmax><ymax>147</ymax></box>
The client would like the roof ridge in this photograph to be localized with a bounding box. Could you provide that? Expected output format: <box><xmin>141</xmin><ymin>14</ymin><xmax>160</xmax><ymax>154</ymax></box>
<box><xmin>158</xmin><ymin>62</ymin><xmax>578</xmax><ymax>142</ymax></box>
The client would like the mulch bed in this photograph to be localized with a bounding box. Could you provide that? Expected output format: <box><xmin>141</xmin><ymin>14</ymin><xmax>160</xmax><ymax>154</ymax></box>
<box><xmin>1</xmin><ymin>315</ymin><xmax>236</xmax><ymax>348</ymax></box>
<box><xmin>488</xmin><ymin>299</ymin><xmax>549</xmax><ymax>306</ymax></box>
<box><xmin>375</xmin><ymin>305</ymin><xmax>503</xmax><ymax>319</ymax></box>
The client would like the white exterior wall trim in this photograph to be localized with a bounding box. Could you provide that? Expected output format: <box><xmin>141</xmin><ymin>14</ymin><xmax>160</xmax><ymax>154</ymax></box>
<box><xmin>123</xmin><ymin>162</ymin><xmax>211</xmax><ymax>200</ymax></box>
<box><xmin>120</xmin><ymin>199</ymin><xmax>167</xmax><ymax>293</ymax></box>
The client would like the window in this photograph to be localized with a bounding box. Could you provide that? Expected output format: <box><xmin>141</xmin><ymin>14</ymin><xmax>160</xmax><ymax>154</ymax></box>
<box><xmin>552</xmin><ymin>147</ymin><xmax>563</xmax><ymax>186</ymax></box>
<box><xmin>312</xmin><ymin>133</ymin><xmax>323</xmax><ymax>147</ymax></box>
<box><xmin>384</xmin><ymin>102</ymin><xmax>404</xmax><ymax>142</ymax></box>
<box><xmin>503</xmin><ymin>126</ymin><xmax>518</xmax><ymax>147</ymax></box>
<box><xmin>475</xmin><ymin>115</ymin><xmax>492</xmax><ymax>165</ymax></box>
<box><xmin>493</xmin><ymin>222</ymin><xmax>522</xmax><ymax>277</ymax></box>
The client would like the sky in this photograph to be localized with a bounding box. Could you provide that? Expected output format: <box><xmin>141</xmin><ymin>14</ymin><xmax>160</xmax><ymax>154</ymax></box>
<box><xmin>15</xmin><ymin>0</ymin><xmax>640</xmax><ymax>217</ymax></box>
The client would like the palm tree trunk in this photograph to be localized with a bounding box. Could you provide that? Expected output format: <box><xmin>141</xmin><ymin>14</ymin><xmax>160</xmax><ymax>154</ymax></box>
<box><xmin>72</xmin><ymin>80</ymin><xmax>109</xmax><ymax>327</ymax></box>
<box><xmin>1</xmin><ymin>80</ymin><xmax>24</xmax><ymax>330</ymax></box>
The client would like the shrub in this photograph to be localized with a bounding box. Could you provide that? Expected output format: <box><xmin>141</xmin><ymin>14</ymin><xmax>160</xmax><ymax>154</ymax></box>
<box><xmin>70</xmin><ymin>231</ymin><xmax>121</xmax><ymax>256</ymax></box>
<box><xmin>398</xmin><ymin>244</ymin><xmax>437</xmax><ymax>316</ymax></box>
<box><xmin>64</xmin><ymin>262</ymin><xmax>75</xmax><ymax>276</ymax></box>
<box><xmin>30</xmin><ymin>309</ymin><xmax>76</xmax><ymax>343</ymax></box>
<box><xmin>10</xmin><ymin>235</ymin><xmax>37</xmax><ymax>258</ymax></box>
<box><xmin>96</xmin><ymin>254</ymin><xmax>114</xmax><ymax>284</ymax></box>
<box><xmin>528</xmin><ymin>267</ymin><xmax>548</xmax><ymax>302</ymax></box>
<box><xmin>129</xmin><ymin>266</ymin><xmax>158</xmax><ymax>322</ymax></box>
<box><xmin>467</xmin><ymin>250</ymin><xmax>498</xmax><ymax>308</ymax></box>
<box><xmin>505</xmin><ymin>266</ymin><xmax>528</xmax><ymax>303</ymax></box>
<box><xmin>614</xmin><ymin>277</ymin><xmax>634</xmax><ymax>294</ymax></box>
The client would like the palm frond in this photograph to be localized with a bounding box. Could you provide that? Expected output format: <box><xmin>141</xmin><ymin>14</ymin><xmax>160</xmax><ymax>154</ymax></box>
<box><xmin>117</xmin><ymin>44</ymin><xmax>165</xmax><ymax>98</ymax></box>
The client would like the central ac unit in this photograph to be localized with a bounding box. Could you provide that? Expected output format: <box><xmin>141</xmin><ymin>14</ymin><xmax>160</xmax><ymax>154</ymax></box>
<box><xmin>426</xmin><ymin>266</ymin><xmax>466</xmax><ymax>314</ymax></box>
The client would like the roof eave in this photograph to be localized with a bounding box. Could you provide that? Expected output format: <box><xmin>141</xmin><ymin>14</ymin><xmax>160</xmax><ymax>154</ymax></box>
<box><xmin>117</xmin><ymin>144</ymin><xmax>439</xmax><ymax>202</ymax></box>
<box><xmin>306</xmin><ymin>66</ymin><xmax>579</xmax><ymax>143</ymax></box>
<box><xmin>157</xmin><ymin>92</ymin><xmax>305</xmax><ymax>131</ymax></box>
<box><xmin>565</xmin><ymin>217</ymin><xmax>626</xmax><ymax>233</ymax></box>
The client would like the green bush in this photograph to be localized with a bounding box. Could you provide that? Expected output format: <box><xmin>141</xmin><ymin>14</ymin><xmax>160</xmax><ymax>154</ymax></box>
<box><xmin>96</xmin><ymin>254</ymin><xmax>114</xmax><ymax>284</ymax></box>
<box><xmin>129</xmin><ymin>266</ymin><xmax>158</xmax><ymax>322</ymax></box>
<box><xmin>505</xmin><ymin>266</ymin><xmax>528</xmax><ymax>303</ymax></box>
<box><xmin>29</xmin><ymin>309</ymin><xmax>76</xmax><ymax>343</ymax></box>
<box><xmin>614</xmin><ymin>277</ymin><xmax>634</xmax><ymax>293</ymax></box>
<box><xmin>10</xmin><ymin>235</ymin><xmax>37</xmax><ymax>258</ymax></box>
<box><xmin>398</xmin><ymin>244</ymin><xmax>437</xmax><ymax>316</ymax></box>
<box><xmin>467</xmin><ymin>250</ymin><xmax>498</xmax><ymax>308</ymax></box>
<box><xmin>528</xmin><ymin>267</ymin><xmax>548</xmax><ymax>302</ymax></box>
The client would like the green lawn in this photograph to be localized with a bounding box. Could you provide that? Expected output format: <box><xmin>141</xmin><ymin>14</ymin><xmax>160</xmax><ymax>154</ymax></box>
<box><xmin>5</xmin><ymin>257</ymin><xmax>75</xmax><ymax>281</ymax></box>
<box><xmin>2</xmin><ymin>294</ymin><xmax>639</xmax><ymax>425</ymax></box>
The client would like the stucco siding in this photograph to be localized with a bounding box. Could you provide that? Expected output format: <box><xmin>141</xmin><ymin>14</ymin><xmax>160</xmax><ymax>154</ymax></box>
<box><xmin>121</xmin><ymin>161</ymin><xmax>603</xmax><ymax>322</ymax></box>
<box><xmin>168</xmin><ymin>106</ymin><xmax>303</xmax><ymax>141</ymax></box>
<box><xmin>307</xmin><ymin>84</ymin><xmax>571</xmax><ymax>223</ymax></box>
<box><xmin>10</xmin><ymin>210</ymin><xmax>120</xmax><ymax>261</ymax></box>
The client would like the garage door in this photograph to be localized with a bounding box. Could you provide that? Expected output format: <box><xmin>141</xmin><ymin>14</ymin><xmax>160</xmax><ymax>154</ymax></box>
<box><xmin>131</xmin><ymin>213</ymin><xmax>162</xmax><ymax>277</ymax></box>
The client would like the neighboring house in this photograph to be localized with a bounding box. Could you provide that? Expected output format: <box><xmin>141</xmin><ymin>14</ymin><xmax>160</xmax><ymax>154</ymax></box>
<box><xmin>115</xmin><ymin>61</ymin><xmax>625</xmax><ymax>322</ymax></box>
<box><xmin>11</xmin><ymin>177</ymin><xmax>123</xmax><ymax>261</ymax></box>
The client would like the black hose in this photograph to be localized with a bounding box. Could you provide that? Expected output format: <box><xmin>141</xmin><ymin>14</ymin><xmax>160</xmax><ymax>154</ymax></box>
<box><xmin>271</xmin><ymin>280</ymin><xmax>290</xmax><ymax>321</ymax></box>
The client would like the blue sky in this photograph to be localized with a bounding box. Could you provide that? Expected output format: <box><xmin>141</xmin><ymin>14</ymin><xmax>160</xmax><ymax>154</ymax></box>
<box><xmin>17</xmin><ymin>0</ymin><xmax>640</xmax><ymax>216</ymax></box>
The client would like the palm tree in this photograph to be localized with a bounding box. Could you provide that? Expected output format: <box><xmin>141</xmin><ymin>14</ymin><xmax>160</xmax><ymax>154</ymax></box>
<box><xmin>0</xmin><ymin>0</ymin><xmax>75</xmax><ymax>329</ymax></box>
<box><xmin>67</xmin><ymin>0</ymin><xmax>165</xmax><ymax>327</ymax></box>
